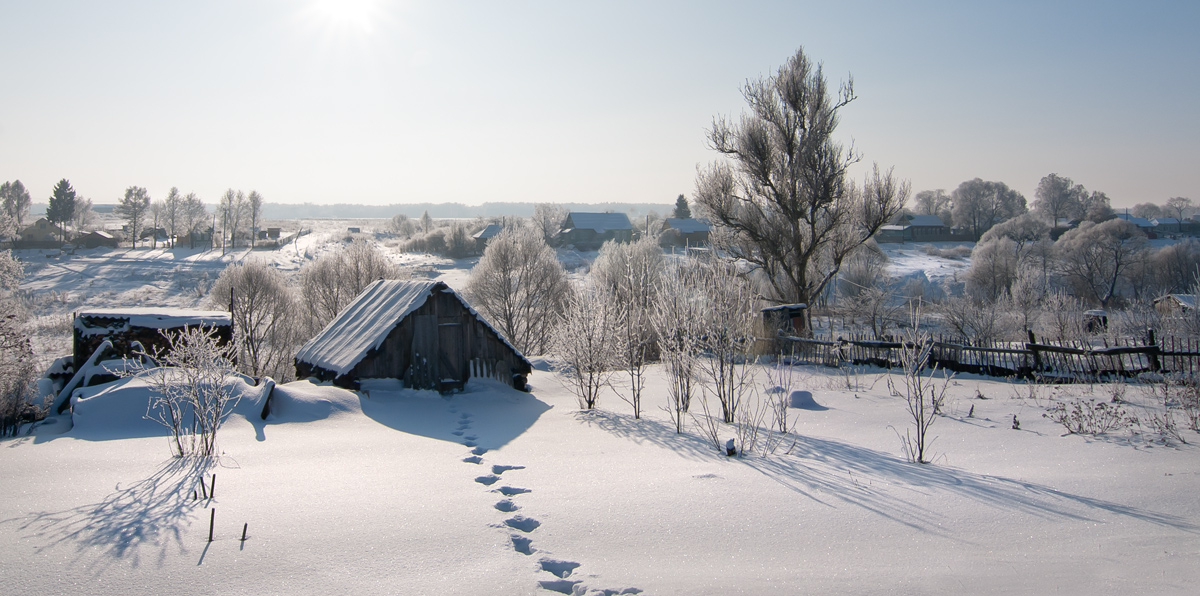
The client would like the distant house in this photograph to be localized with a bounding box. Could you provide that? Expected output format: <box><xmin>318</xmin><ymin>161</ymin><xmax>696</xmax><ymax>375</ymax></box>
<box><xmin>1115</xmin><ymin>213</ymin><xmax>1155</xmax><ymax>230</ymax></box>
<box><xmin>472</xmin><ymin>224</ymin><xmax>504</xmax><ymax>250</ymax></box>
<box><xmin>1152</xmin><ymin>217</ymin><xmax>1182</xmax><ymax>234</ymax></box>
<box><xmin>660</xmin><ymin>218</ymin><xmax>711</xmax><ymax>247</ymax></box>
<box><xmin>1154</xmin><ymin>294</ymin><xmax>1197</xmax><ymax>315</ymax></box>
<box><xmin>19</xmin><ymin>218</ymin><xmax>66</xmax><ymax>245</ymax></box>
<box><xmin>877</xmin><ymin>214</ymin><xmax>950</xmax><ymax>242</ymax></box>
<box><xmin>294</xmin><ymin>280</ymin><xmax>532</xmax><ymax>393</ymax></box>
<box><xmin>347</xmin><ymin>227</ymin><xmax>361</xmax><ymax>234</ymax></box>
<box><xmin>556</xmin><ymin>212</ymin><xmax>634</xmax><ymax>250</ymax></box>
<box><xmin>78</xmin><ymin>230</ymin><xmax>119</xmax><ymax>249</ymax></box>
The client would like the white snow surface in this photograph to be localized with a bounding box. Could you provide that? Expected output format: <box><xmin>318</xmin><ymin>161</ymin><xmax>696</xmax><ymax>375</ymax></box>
<box><xmin>3</xmin><ymin>366</ymin><xmax>1200</xmax><ymax>595</ymax></box>
<box><xmin>294</xmin><ymin>279</ymin><xmax>440</xmax><ymax>376</ymax></box>
<box><xmin>74</xmin><ymin>307</ymin><xmax>232</xmax><ymax>335</ymax></box>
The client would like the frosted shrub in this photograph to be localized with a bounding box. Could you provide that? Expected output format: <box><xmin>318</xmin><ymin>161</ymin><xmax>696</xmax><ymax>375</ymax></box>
<box><xmin>552</xmin><ymin>284</ymin><xmax>618</xmax><ymax>410</ymax></box>
<box><xmin>134</xmin><ymin>326</ymin><xmax>239</xmax><ymax>458</ymax></box>
<box><xmin>301</xmin><ymin>239</ymin><xmax>404</xmax><ymax>331</ymax></box>
<box><xmin>592</xmin><ymin>236</ymin><xmax>663</xmax><ymax>419</ymax></box>
<box><xmin>1043</xmin><ymin>399</ymin><xmax>1136</xmax><ymax>436</ymax></box>
<box><xmin>651</xmin><ymin>261</ymin><xmax>704</xmax><ymax>433</ymax></box>
<box><xmin>210</xmin><ymin>260</ymin><xmax>302</xmax><ymax>381</ymax></box>
<box><xmin>888</xmin><ymin>318</ymin><xmax>952</xmax><ymax>464</ymax></box>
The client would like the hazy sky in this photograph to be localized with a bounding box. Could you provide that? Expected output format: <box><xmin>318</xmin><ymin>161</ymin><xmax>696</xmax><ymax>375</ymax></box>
<box><xmin>2</xmin><ymin>1</ymin><xmax>1197</xmax><ymax>209</ymax></box>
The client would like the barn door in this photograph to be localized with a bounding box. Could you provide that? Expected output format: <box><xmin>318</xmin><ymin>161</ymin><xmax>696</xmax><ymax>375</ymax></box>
<box><xmin>438</xmin><ymin>321</ymin><xmax>465</xmax><ymax>385</ymax></box>
<box><xmin>409</xmin><ymin>314</ymin><xmax>438</xmax><ymax>388</ymax></box>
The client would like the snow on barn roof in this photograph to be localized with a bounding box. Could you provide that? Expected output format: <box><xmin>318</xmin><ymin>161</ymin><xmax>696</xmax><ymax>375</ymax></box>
<box><xmin>472</xmin><ymin>223</ymin><xmax>503</xmax><ymax>240</ymax></box>
<box><xmin>565</xmin><ymin>212</ymin><xmax>633</xmax><ymax>233</ymax></box>
<box><xmin>74</xmin><ymin>308</ymin><xmax>232</xmax><ymax>336</ymax></box>
<box><xmin>664</xmin><ymin>218</ymin><xmax>711</xmax><ymax>234</ymax></box>
<box><xmin>294</xmin><ymin>279</ymin><xmax>530</xmax><ymax>377</ymax></box>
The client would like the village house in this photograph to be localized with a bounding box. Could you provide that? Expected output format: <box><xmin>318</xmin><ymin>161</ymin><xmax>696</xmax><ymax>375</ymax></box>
<box><xmin>294</xmin><ymin>280</ymin><xmax>532</xmax><ymax>393</ymax></box>
<box><xmin>18</xmin><ymin>218</ymin><xmax>67</xmax><ymax>246</ymax></box>
<box><xmin>472</xmin><ymin>223</ymin><xmax>504</xmax><ymax>251</ymax></box>
<box><xmin>877</xmin><ymin>214</ymin><xmax>951</xmax><ymax>242</ymax></box>
<box><xmin>660</xmin><ymin>218</ymin><xmax>711</xmax><ymax>247</ymax></box>
<box><xmin>556</xmin><ymin>212</ymin><xmax>634</xmax><ymax>250</ymax></box>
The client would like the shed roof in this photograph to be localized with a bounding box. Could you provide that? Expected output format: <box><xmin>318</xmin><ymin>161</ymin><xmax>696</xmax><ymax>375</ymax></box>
<box><xmin>1153</xmin><ymin>294</ymin><xmax>1197</xmax><ymax>310</ymax></box>
<box><xmin>1115</xmin><ymin>213</ymin><xmax>1154</xmax><ymax>227</ymax></box>
<box><xmin>664</xmin><ymin>218</ymin><xmax>711</xmax><ymax>234</ymax></box>
<box><xmin>294</xmin><ymin>280</ymin><xmax>529</xmax><ymax>377</ymax></box>
<box><xmin>74</xmin><ymin>308</ymin><xmax>232</xmax><ymax>336</ymax></box>
<box><xmin>565</xmin><ymin>212</ymin><xmax>633</xmax><ymax>233</ymax></box>
<box><xmin>473</xmin><ymin>223</ymin><xmax>503</xmax><ymax>240</ymax></box>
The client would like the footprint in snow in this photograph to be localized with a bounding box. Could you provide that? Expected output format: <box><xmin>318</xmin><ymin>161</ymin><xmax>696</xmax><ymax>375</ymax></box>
<box><xmin>492</xmin><ymin>464</ymin><xmax>525</xmax><ymax>475</ymax></box>
<box><xmin>510</xmin><ymin>534</ymin><xmax>535</xmax><ymax>555</ymax></box>
<box><xmin>462</xmin><ymin>455</ymin><xmax>483</xmax><ymax>464</ymax></box>
<box><xmin>537</xmin><ymin>579</ymin><xmax>582</xmax><ymax>594</ymax></box>
<box><xmin>496</xmin><ymin>486</ymin><xmax>530</xmax><ymax>496</ymax></box>
<box><xmin>475</xmin><ymin>475</ymin><xmax>500</xmax><ymax>486</ymax></box>
<box><xmin>505</xmin><ymin>515</ymin><xmax>540</xmax><ymax>533</ymax></box>
<box><xmin>451</xmin><ymin>430</ymin><xmax>465</xmax><ymax>436</ymax></box>
<box><xmin>463</xmin><ymin>441</ymin><xmax>477</xmax><ymax>448</ymax></box>
<box><xmin>471</xmin><ymin>446</ymin><xmax>487</xmax><ymax>456</ymax></box>
<box><xmin>539</xmin><ymin>559</ymin><xmax>580</xmax><ymax>579</ymax></box>
<box><xmin>494</xmin><ymin>499</ymin><xmax>519</xmax><ymax>512</ymax></box>
<box><xmin>464</xmin><ymin>434</ymin><xmax>478</xmax><ymax>441</ymax></box>
<box><xmin>460</xmin><ymin>413</ymin><xmax>471</xmax><ymax>420</ymax></box>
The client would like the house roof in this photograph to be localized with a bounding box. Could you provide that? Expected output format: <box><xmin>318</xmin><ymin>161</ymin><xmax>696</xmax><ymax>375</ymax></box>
<box><xmin>565</xmin><ymin>212</ymin><xmax>633</xmax><ymax>233</ymax></box>
<box><xmin>1115</xmin><ymin>213</ymin><xmax>1154</xmax><ymax>227</ymax></box>
<box><xmin>295</xmin><ymin>280</ymin><xmax>529</xmax><ymax>377</ymax></box>
<box><xmin>473</xmin><ymin>223</ymin><xmax>503</xmax><ymax>240</ymax></box>
<box><xmin>1153</xmin><ymin>294</ymin><xmax>1197</xmax><ymax>310</ymax></box>
<box><xmin>664</xmin><ymin>218</ymin><xmax>711</xmax><ymax>234</ymax></box>
<box><xmin>900</xmin><ymin>214</ymin><xmax>946</xmax><ymax>227</ymax></box>
<box><xmin>1152</xmin><ymin>217</ymin><xmax>1181</xmax><ymax>226</ymax></box>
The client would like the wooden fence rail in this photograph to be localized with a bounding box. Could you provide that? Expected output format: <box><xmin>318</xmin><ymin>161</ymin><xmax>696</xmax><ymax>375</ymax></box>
<box><xmin>778</xmin><ymin>330</ymin><xmax>1200</xmax><ymax>381</ymax></box>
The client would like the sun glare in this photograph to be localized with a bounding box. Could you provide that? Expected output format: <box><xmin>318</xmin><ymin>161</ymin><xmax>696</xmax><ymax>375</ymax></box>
<box><xmin>307</xmin><ymin>0</ymin><xmax>382</xmax><ymax>34</ymax></box>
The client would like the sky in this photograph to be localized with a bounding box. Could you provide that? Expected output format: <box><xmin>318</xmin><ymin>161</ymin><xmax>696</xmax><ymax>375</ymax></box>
<box><xmin>1</xmin><ymin>0</ymin><xmax>1197</xmax><ymax>209</ymax></box>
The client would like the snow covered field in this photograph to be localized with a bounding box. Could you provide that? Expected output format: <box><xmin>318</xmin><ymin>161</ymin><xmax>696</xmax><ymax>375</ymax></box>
<box><xmin>3</xmin><ymin>224</ymin><xmax>1199</xmax><ymax>594</ymax></box>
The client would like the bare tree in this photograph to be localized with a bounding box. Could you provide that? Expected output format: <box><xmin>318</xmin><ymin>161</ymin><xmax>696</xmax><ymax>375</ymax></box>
<box><xmin>1131</xmin><ymin>202</ymin><xmax>1163</xmax><ymax>219</ymax></box>
<box><xmin>1165</xmin><ymin>196</ymin><xmax>1193</xmax><ymax>222</ymax></box>
<box><xmin>591</xmin><ymin>236</ymin><xmax>663</xmax><ymax>418</ymax></box>
<box><xmin>1032</xmin><ymin>173</ymin><xmax>1086</xmax><ymax>225</ymax></box>
<box><xmin>1</xmin><ymin>180</ymin><xmax>32</xmax><ymax>232</ymax></box>
<box><xmin>530</xmin><ymin>203</ymin><xmax>568</xmax><ymax>246</ymax></box>
<box><xmin>247</xmin><ymin>190</ymin><xmax>264</xmax><ymax>247</ymax></box>
<box><xmin>951</xmin><ymin>178</ymin><xmax>1026</xmax><ymax>240</ymax></box>
<box><xmin>116</xmin><ymin>186</ymin><xmax>151</xmax><ymax>248</ymax></box>
<box><xmin>301</xmin><ymin>239</ymin><xmax>404</xmax><ymax>331</ymax></box>
<box><xmin>209</xmin><ymin>260</ymin><xmax>301</xmax><ymax>380</ymax></box>
<box><xmin>651</xmin><ymin>259</ymin><xmax>705</xmax><ymax>433</ymax></box>
<box><xmin>888</xmin><ymin>318</ymin><xmax>950</xmax><ymax>464</ymax></box>
<box><xmin>182</xmin><ymin>192</ymin><xmax>208</xmax><ymax>249</ymax></box>
<box><xmin>912</xmin><ymin>189</ymin><xmax>952</xmax><ymax>226</ymax></box>
<box><xmin>0</xmin><ymin>250</ymin><xmax>41</xmax><ymax>436</ymax></box>
<box><xmin>694</xmin><ymin>47</ymin><xmax>908</xmax><ymax>325</ymax></box>
<box><xmin>466</xmin><ymin>226</ymin><xmax>571</xmax><ymax>355</ymax></box>
<box><xmin>552</xmin><ymin>283</ymin><xmax>618</xmax><ymax>410</ymax></box>
<box><xmin>694</xmin><ymin>258</ymin><xmax>758</xmax><ymax>423</ymax></box>
<box><xmin>72</xmin><ymin>196</ymin><xmax>96</xmax><ymax>233</ymax></box>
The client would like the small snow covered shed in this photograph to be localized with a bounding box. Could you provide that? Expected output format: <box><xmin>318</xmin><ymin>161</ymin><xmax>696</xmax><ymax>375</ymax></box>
<box><xmin>294</xmin><ymin>280</ymin><xmax>532</xmax><ymax>392</ymax></box>
<box><xmin>557</xmin><ymin>212</ymin><xmax>633</xmax><ymax>250</ymax></box>
<box><xmin>73</xmin><ymin>308</ymin><xmax>234</xmax><ymax>370</ymax></box>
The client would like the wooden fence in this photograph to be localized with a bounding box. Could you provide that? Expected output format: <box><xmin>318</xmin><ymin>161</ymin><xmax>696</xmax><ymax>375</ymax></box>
<box><xmin>778</xmin><ymin>330</ymin><xmax>1200</xmax><ymax>381</ymax></box>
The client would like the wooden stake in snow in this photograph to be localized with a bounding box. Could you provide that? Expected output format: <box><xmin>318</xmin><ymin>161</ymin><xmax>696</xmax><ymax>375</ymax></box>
<box><xmin>241</xmin><ymin>523</ymin><xmax>248</xmax><ymax>542</ymax></box>
<box><xmin>208</xmin><ymin>509</ymin><xmax>215</xmax><ymax>542</ymax></box>
<box><xmin>211</xmin><ymin>473</ymin><xmax>216</xmax><ymax>499</ymax></box>
<box><xmin>200</xmin><ymin>477</ymin><xmax>208</xmax><ymax>499</ymax></box>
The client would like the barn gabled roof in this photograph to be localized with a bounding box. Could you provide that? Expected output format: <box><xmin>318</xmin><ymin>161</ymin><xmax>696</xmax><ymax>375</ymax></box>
<box><xmin>663</xmin><ymin>218</ymin><xmax>711</xmax><ymax>234</ymax></box>
<box><xmin>294</xmin><ymin>279</ymin><xmax>529</xmax><ymax>377</ymax></box>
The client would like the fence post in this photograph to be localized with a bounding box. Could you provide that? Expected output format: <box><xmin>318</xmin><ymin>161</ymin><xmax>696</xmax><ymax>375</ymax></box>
<box><xmin>1147</xmin><ymin>328</ymin><xmax>1161</xmax><ymax>373</ymax></box>
<box><xmin>1026</xmin><ymin>330</ymin><xmax>1042</xmax><ymax>374</ymax></box>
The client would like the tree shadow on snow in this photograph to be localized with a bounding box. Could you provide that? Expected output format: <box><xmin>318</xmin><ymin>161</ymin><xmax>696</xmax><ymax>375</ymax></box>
<box><xmin>6</xmin><ymin>457</ymin><xmax>211</xmax><ymax>571</ymax></box>
<box><xmin>579</xmin><ymin>410</ymin><xmax>1198</xmax><ymax>537</ymax></box>
<box><xmin>360</xmin><ymin>380</ymin><xmax>552</xmax><ymax>450</ymax></box>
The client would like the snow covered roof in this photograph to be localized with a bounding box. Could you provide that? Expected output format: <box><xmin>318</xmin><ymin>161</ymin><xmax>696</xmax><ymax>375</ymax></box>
<box><xmin>294</xmin><ymin>280</ymin><xmax>530</xmax><ymax>378</ymax></box>
<box><xmin>473</xmin><ymin>224</ymin><xmax>503</xmax><ymax>240</ymax></box>
<box><xmin>1153</xmin><ymin>294</ymin><xmax>1197</xmax><ymax>310</ymax></box>
<box><xmin>1115</xmin><ymin>213</ymin><xmax>1154</xmax><ymax>227</ymax></box>
<box><xmin>75</xmin><ymin>308</ymin><xmax>232</xmax><ymax>336</ymax></box>
<box><xmin>899</xmin><ymin>214</ymin><xmax>946</xmax><ymax>227</ymax></box>
<box><xmin>565</xmin><ymin>212</ymin><xmax>633</xmax><ymax>233</ymax></box>
<box><xmin>1152</xmin><ymin>217</ymin><xmax>1181</xmax><ymax>226</ymax></box>
<box><xmin>664</xmin><ymin>218</ymin><xmax>711</xmax><ymax>234</ymax></box>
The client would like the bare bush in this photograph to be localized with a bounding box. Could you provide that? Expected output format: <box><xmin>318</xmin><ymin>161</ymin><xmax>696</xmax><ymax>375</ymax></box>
<box><xmin>132</xmin><ymin>326</ymin><xmax>239</xmax><ymax>458</ymax></box>
<box><xmin>889</xmin><ymin>321</ymin><xmax>952</xmax><ymax>464</ymax></box>
<box><xmin>301</xmin><ymin>239</ymin><xmax>404</xmax><ymax>331</ymax></box>
<box><xmin>1043</xmin><ymin>399</ymin><xmax>1136</xmax><ymax>435</ymax></box>
<box><xmin>694</xmin><ymin>259</ymin><xmax>757</xmax><ymax>423</ymax></box>
<box><xmin>651</xmin><ymin>260</ymin><xmax>705</xmax><ymax>433</ymax></box>
<box><xmin>552</xmin><ymin>284</ymin><xmax>618</xmax><ymax>410</ymax></box>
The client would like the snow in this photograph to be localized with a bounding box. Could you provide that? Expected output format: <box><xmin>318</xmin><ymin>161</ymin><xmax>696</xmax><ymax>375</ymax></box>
<box><xmin>74</xmin><ymin>307</ymin><xmax>232</xmax><ymax>336</ymax></box>
<box><xmin>4</xmin><ymin>364</ymin><xmax>1200</xmax><ymax>595</ymax></box>
<box><xmin>7</xmin><ymin>222</ymin><xmax>1200</xmax><ymax>594</ymax></box>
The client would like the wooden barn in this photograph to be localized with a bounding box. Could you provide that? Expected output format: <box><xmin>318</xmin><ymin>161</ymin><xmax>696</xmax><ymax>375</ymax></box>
<box><xmin>294</xmin><ymin>280</ymin><xmax>532</xmax><ymax>392</ymax></box>
<box><xmin>73</xmin><ymin>308</ymin><xmax>234</xmax><ymax>368</ymax></box>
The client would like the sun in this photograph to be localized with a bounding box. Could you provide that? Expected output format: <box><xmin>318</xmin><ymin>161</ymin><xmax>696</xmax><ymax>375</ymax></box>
<box><xmin>306</xmin><ymin>0</ymin><xmax>382</xmax><ymax>34</ymax></box>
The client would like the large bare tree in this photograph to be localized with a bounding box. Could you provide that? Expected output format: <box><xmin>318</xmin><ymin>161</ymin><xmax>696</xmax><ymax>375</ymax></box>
<box><xmin>694</xmin><ymin>47</ymin><xmax>908</xmax><ymax>321</ymax></box>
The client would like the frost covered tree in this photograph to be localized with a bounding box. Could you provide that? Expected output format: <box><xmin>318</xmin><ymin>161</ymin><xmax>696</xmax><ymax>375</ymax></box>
<box><xmin>912</xmin><ymin>189</ymin><xmax>952</xmax><ymax>226</ymax></box>
<box><xmin>951</xmin><ymin>178</ymin><xmax>1026</xmax><ymax>240</ymax></box>
<box><xmin>116</xmin><ymin>186</ymin><xmax>151</xmax><ymax>248</ymax></box>
<box><xmin>247</xmin><ymin>190</ymin><xmax>264</xmax><ymax>247</ymax></box>
<box><xmin>591</xmin><ymin>236</ymin><xmax>664</xmax><ymax>418</ymax></box>
<box><xmin>1131</xmin><ymin>202</ymin><xmax>1163</xmax><ymax>219</ymax></box>
<box><xmin>0</xmin><ymin>250</ymin><xmax>40</xmax><ymax>436</ymax></box>
<box><xmin>218</xmin><ymin>189</ymin><xmax>249</xmax><ymax>250</ymax></box>
<box><xmin>301</xmin><ymin>239</ymin><xmax>404</xmax><ymax>331</ymax></box>
<box><xmin>466</xmin><ymin>226</ymin><xmax>571</xmax><ymax>355</ymax></box>
<box><xmin>1165</xmin><ymin>196</ymin><xmax>1193</xmax><ymax>222</ymax></box>
<box><xmin>1</xmin><ymin>180</ymin><xmax>32</xmax><ymax>232</ymax></box>
<box><xmin>694</xmin><ymin>47</ymin><xmax>908</xmax><ymax>324</ymax></box>
<box><xmin>530</xmin><ymin>203</ymin><xmax>567</xmax><ymax>245</ymax></box>
<box><xmin>1055</xmin><ymin>219</ymin><xmax>1147</xmax><ymax>307</ymax></box>
<box><xmin>651</xmin><ymin>259</ymin><xmax>705</xmax><ymax>433</ymax></box>
<box><xmin>552</xmin><ymin>283</ymin><xmax>618</xmax><ymax>410</ymax></box>
<box><xmin>1032</xmin><ymin>173</ymin><xmax>1086</xmax><ymax>225</ymax></box>
<box><xmin>72</xmin><ymin>196</ymin><xmax>96</xmax><ymax>233</ymax></box>
<box><xmin>182</xmin><ymin>192</ymin><xmax>208</xmax><ymax>248</ymax></box>
<box><xmin>693</xmin><ymin>258</ymin><xmax>758</xmax><ymax>423</ymax></box>
<box><xmin>209</xmin><ymin>261</ymin><xmax>301</xmax><ymax>380</ymax></box>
